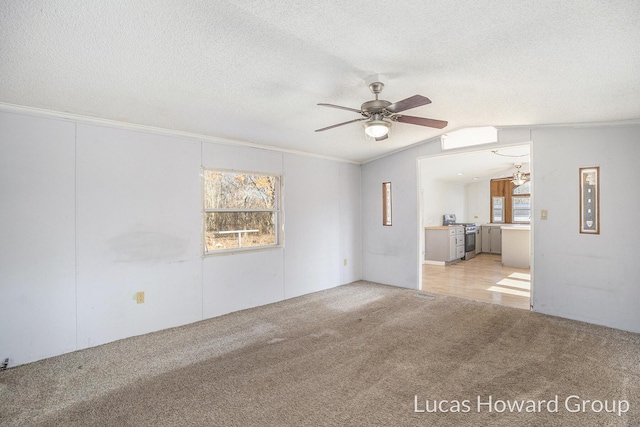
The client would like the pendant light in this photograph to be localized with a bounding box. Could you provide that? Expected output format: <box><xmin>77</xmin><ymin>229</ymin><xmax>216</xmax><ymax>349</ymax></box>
<box><xmin>511</xmin><ymin>164</ymin><xmax>528</xmax><ymax>186</ymax></box>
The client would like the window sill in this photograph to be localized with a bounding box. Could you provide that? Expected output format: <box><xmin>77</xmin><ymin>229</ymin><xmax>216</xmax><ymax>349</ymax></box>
<box><xmin>203</xmin><ymin>244</ymin><xmax>283</xmax><ymax>257</ymax></box>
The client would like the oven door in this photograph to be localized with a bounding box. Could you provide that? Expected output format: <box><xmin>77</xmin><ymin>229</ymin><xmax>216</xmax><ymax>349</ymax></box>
<box><xmin>465</xmin><ymin>230</ymin><xmax>476</xmax><ymax>253</ymax></box>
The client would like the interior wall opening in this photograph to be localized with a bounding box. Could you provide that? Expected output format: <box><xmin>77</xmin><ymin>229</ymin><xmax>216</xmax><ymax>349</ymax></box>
<box><xmin>417</xmin><ymin>143</ymin><xmax>532</xmax><ymax>310</ymax></box>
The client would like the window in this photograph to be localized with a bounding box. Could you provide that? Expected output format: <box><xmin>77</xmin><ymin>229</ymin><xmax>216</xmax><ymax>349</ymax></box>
<box><xmin>490</xmin><ymin>177</ymin><xmax>531</xmax><ymax>224</ymax></box>
<box><xmin>492</xmin><ymin>196</ymin><xmax>504</xmax><ymax>223</ymax></box>
<box><xmin>512</xmin><ymin>197</ymin><xmax>531</xmax><ymax>222</ymax></box>
<box><xmin>203</xmin><ymin>169</ymin><xmax>281</xmax><ymax>253</ymax></box>
<box><xmin>512</xmin><ymin>181</ymin><xmax>531</xmax><ymax>223</ymax></box>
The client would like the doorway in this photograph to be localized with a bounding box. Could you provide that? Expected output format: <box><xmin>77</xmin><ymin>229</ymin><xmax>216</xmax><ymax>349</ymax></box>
<box><xmin>418</xmin><ymin>144</ymin><xmax>532</xmax><ymax>309</ymax></box>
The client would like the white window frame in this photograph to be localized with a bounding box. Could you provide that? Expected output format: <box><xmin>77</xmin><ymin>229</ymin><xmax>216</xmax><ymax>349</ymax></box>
<box><xmin>492</xmin><ymin>196</ymin><xmax>505</xmax><ymax>223</ymax></box>
<box><xmin>202</xmin><ymin>168</ymin><xmax>283</xmax><ymax>255</ymax></box>
<box><xmin>512</xmin><ymin>182</ymin><xmax>531</xmax><ymax>223</ymax></box>
<box><xmin>512</xmin><ymin>196</ymin><xmax>531</xmax><ymax>223</ymax></box>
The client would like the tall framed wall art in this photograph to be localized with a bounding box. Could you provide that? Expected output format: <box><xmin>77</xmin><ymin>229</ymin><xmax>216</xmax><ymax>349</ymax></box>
<box><xmin>579</xmin><ymin>167</ymin><xmax>599</xmax><ymax>234</ymax></box>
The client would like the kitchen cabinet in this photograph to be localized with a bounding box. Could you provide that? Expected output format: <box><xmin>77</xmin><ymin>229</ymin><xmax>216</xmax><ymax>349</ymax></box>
<box><xmin>501</xmin><ymin>225</ymin><xmax>530</xmax><ymax>268</ymax></box>
<box><xmin>480</xmin><ymin>225</ymin><xmax>502</xmax><ymax>254</ymax></box>
<box><xmin>425</xmin><ymin>226</ymin><xmax>464</xmax><ymax>264</ymax></box>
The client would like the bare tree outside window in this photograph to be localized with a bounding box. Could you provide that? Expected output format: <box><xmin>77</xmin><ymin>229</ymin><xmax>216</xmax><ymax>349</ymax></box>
<box><xmin>203</xmin><ymin>170</ymin><xmax>281</xmax><ymax>253</ymax></box>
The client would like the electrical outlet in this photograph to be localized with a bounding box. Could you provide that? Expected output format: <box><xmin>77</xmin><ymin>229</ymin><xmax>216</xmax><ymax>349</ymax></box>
<box><xmin>136</xmin><ymin>291</ymin><xmax>145</xmax><ymax>304</ymax></box>
<box><xmin>343</xmin><ymin>258</ymin><xmax>347</xmax><ymax>266</ymax></box>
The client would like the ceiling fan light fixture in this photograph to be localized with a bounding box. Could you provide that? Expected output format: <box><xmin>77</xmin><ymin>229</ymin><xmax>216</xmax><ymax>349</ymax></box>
<box><xmin>363</xmin><ymin>119</ymin><xmax>391</xmax><ymax>138</ymax></box>
<box><xmin>511</xmin><ymin>164</ymin><xmax>529</xmax><ymax>186</ymax></box>
<box><xmin>512</xmin><ymin>174</ymin><xmax>527</xmax><ymax>186</ymax></box>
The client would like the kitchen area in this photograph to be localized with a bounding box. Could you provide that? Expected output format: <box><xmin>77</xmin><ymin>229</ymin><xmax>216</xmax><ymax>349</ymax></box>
<box><xmin>424</xmin><ymin>216</ymin><xmax>530</xmax><ymax>270</ymax></box>
<box><xmin>419</xmin><ymin>143</ymin><xmax>532</xmax><ymax>309</ymax></box>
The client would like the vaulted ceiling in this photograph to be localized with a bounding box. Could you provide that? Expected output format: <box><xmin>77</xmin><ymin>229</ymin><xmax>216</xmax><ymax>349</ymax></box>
<box><xmin>2</xmin><ymin>1</ymin><xmax>639</xmax><ymax>163</ymax></box>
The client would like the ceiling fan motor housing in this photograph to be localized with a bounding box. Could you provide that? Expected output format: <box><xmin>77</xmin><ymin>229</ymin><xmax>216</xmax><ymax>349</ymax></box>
<box><xmin>361</xmin><ymin>99</ymin><xmax>392</xmax><ymax>116</ymax></box>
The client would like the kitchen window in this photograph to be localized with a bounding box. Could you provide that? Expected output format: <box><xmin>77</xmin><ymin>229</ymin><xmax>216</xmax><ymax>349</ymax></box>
<box><xmin>492</xmin><ymin>196</ymin><xmax>505</xmax><ymax>223</ymax></box>
<box><xmin>203</xmin><ymin>169</ymin><xmax>281</xmax><ymax>254</ymax></box>
<box><xmin>512</xmin><ymin>181</ymin><xmax>531</xmax><ymax>223</ymax></box>
<box><xmin>512</xmin><ymin>197</ymin><xmax>531</xmax><ymax>222</ymax></box>
<box><xmin>490</xmin><ymin>178</ymin><xmax>531</xmax><ymax>224</ymax></box>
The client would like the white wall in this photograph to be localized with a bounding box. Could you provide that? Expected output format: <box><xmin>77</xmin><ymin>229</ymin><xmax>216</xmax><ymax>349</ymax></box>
<box><xmin>0</xmin><ymin>113</ymin><xmax>77</xmax><ymax>364</ymax></box>
<box><xmin>362</xmin><ymin>142</ymin><xmax>441</xmax><ymax>289</ymax></box>
<box><xmin>4</xmin><ymin>106</ymin><xmax>637</xmax><ymax>368</ymax></box>
<box><xmin>76</xmin><ymin>125</ymin><xmax>203</xmax><ymax>349</ymax></box>
<box><xmin>532</xmin><ymin>126</ymin><xmax>640</xmax><ymax>333</ymax></box>
<box><xmin>339</xmin><ymin>162</ymin><xmax>362</xmax><ymax>285</ymax></box>
<box><xmin>418</xmin><ymin>165</ymin><xmax>466</xmax><ymax>262</ymax></box>
<box><xmin>0</xmin><ymin>109</ymin><xmax>362</xmax><ymax>366</ymax></box>
<box><xmin>420</xmin><ymin>166</ymin><xmax>466</xmax><ymax>227</ymax></box>
<box><xmin>466</xmin><ymin>180</ymin><xmax>491</xmax><ymax>224</ymax></box>
<box><xmin>362</xmin><ymin>124</ymin><xmax>640</xmax><ymax>333</ymax></box>
<box><xmin>283</xmin><ymin>155</ymin><xmax>341</xmax><ymax>298</ymax></box>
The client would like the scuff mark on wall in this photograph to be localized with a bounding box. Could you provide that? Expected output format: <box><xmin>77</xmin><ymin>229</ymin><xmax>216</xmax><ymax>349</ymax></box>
<box><xmin>108</xmin><ymin>231</ymin><xmax>188</xmax><ymax>263</ymax></box>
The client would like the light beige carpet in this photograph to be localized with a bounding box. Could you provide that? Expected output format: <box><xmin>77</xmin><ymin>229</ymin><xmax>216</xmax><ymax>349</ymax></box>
<box><xmin>1</xmin><ymin>281</ymin><xmax>639</xmax><ymax>426</ymax></box>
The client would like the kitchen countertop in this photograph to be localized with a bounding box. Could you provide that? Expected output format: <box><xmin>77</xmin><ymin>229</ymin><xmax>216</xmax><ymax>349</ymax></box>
<box><xmin>481</xmin><ymin>223</ymin><xmax>530</xmax><ymax>229</ymax></box>
<box><xmin>500</xmin><ymin>225</ymin><xmax>531</xmax><ymax>230</ymax></box>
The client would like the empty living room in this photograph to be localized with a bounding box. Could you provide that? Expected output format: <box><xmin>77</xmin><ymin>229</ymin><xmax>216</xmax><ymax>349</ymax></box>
<box><xmin>2</xmin><ymin>1</ymin><xmax>640</xmax><ymax>426</ymax></box>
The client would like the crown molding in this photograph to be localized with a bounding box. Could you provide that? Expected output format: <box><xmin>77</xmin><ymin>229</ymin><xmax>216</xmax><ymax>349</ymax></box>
<box><xmin>0</xmin><ymin>103</ymin><xmax>359</xmax><ymax>165</ymax></box>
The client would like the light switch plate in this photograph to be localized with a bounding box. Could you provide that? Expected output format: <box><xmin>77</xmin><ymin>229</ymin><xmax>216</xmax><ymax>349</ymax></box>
<box><xmin>541</xmin><ymin>209</ymin><xmax>548</xmax><ymax>220</ymax></box>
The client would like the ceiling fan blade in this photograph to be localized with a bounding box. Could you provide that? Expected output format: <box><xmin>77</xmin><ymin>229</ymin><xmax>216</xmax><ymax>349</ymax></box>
<box><xmin>385</xmin><ymin>95</ymin><xmax>431</xmax><ymax>113</ymax></box>
<box><xmin>395</xmin><ymin>115</ymin><xmax>448</xmax><ymax>129</ymax></box>
<box><xmin>375</xmin><ymin>134</ymin><xmax>389</xmax><ymax>141</ymax></box>
<box><xmin>317</xmin><ymin>103</ymin><xmax>362</xmax><ymax>114</ymax></box>
<box><xmin>315</xmin><ymin>118</ymin><xmax>366</xmax><ymax>132</ymax></box>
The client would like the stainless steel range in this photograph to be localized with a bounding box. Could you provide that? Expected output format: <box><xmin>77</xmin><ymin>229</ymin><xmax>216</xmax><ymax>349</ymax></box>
<box><xmin>443</xmin><ymin>214</ymin><xmax>477</xmax><ymax>260</ymax></box>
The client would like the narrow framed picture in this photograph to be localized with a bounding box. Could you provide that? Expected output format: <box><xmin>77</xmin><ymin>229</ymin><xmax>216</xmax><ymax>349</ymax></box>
<box><xmin>579</xmin><ymin>167</ymin><xmax>599</xmax><ymax>234</ymax></box>
<box><xmin>382</xmin><ymin>182</ymin><xmax>392</xmax><ymax>226</ymax></box>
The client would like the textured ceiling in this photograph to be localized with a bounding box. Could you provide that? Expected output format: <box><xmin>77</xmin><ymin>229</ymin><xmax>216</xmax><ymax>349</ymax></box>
<box><xmin>2</xmin><ymin>1</ymin><xmax>640</xmax><ymax>163</ymax></box>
